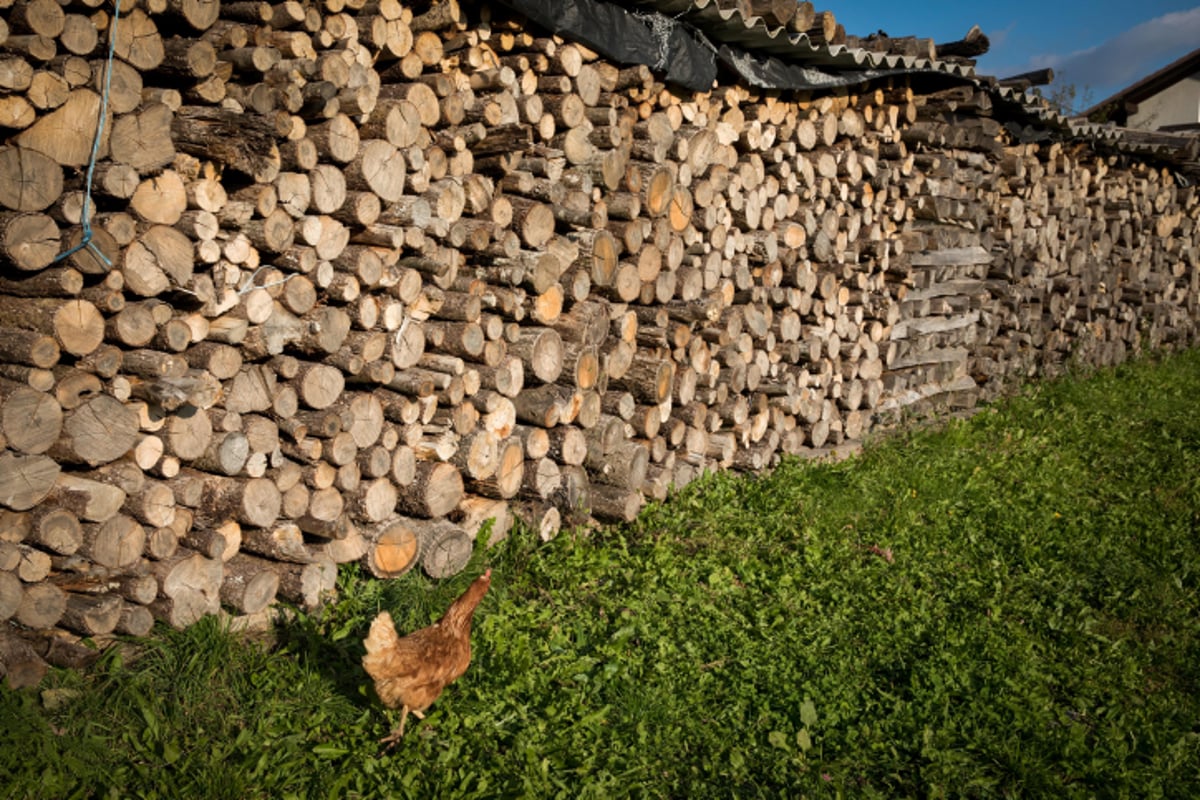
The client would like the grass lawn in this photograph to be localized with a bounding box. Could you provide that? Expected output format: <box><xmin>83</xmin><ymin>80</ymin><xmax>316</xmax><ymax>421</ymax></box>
<box><xmin>3</xmin><ymin>349</ymin><xmax>1199</xmax><ymax>799</ymax></box>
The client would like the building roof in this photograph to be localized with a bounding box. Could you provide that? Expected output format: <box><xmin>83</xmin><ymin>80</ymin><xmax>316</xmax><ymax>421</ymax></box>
<box><xmin>1081</xmin><ymin>47</ymin><xmax>1200</xmax><ymax>123</ymax></box>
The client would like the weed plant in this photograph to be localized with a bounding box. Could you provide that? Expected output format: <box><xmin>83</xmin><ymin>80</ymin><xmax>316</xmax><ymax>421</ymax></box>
<box><xmin>2</xmin><ymin>350</ymin><xmax>1199</xmax><ymax>798</ymax></box>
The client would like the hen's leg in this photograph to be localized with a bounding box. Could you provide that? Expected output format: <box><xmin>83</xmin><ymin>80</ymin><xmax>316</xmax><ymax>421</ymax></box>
<box><xmin>379</xmin><ymin>706</ymin><xmax>411</xmax><ymax>750</ymax></box>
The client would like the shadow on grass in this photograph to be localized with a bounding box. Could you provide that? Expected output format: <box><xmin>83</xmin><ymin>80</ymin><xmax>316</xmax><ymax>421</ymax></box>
<box><xmin>268</xmin><ymin>598</ymin><xmax>378</xmax><ymax>710</ymax></box>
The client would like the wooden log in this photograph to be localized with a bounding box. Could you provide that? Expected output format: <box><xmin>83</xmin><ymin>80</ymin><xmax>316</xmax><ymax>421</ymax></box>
<box><xmin>520</xmin><ymin>456</ymin><xmax>562</xmax><ymax>501</ymax></box>
<box><xmin>448</xmin><ymin>430</ymin><xmax>500</xmax><ymax>480</ymax></box>
<box><xmin>0</xmin><ymin>211</ymin><xmax>60</xmax><ymax>271</ymax></box>
<box><xmin>510</xmin><ymin>384</ymin><xmax>570</xmax><ymax>428</ymax></box>
<box><xmin>0</xmin><ymin>452</ymin><xmax>60</xmax><ymax>511</ymax></box>
<box><xmin>608</xmin><ymin>355</ymin><xmax>675</xmax><ymax>404</ymax></box>
<box><xmin>122</xmin><ymin>480</ymin><xmax>176</xmax><ymax>528</ymax></box>
<box><xmin>150</xmin><ymin>548</ymin><xmax>222</xmax><ymax>624</ymax></box>
<box><xmin>189</xmin><ymin>475</ymin><xmax>281</xmax><ymax>530</ymax></box>
<box><xmin>475</xmin><ymin>356</ymin><xmax>524</xmax><ymax>398</ymax></box>
<box><xmin>14</xmin><ymin>544</ymin><xmax>50</xmax><ymax>582</ymax></box>
<box><xmin>0</xmin><ymin>297</ymin><xmax>104</xmax><ymax>357</ymax></box>
<box><xmin>60</xmin><ymin>591</ymin><xmax>122</xmax><ymax>636</ymax></box>
<box><xmin>116</xmin><ymin>603</ymin><xmax>155</xmax><ymax>636</ymax></box>
<box><xmin>0</xmin><ymin>625</ymin><xmax>48</xmax><ymax>688</ymax></box>
<box><xmin>587</xmin><ymin>482</ymin><xmax>644</xmax><ymax>523</ymax></box>
<box><xmin>164</xmin><ymin>405</ymin><xmax>214</xmax><ymax>462</ymax></box>
<box><xmin>511</xmin><ymin>497</ymin><xmax>562</xmax><ymax>541</ymax></box>
<box><xmin>0</xmin><ymin>511</ymin><xmax>32</xmax><ymax>543</ymax></box>
<box><xmin>43</xmin><ymin>472</ymin><xmax>126</xmax><ymax>522</ymax></box>
<box><xmin>14</xmin><ymin>581</ymin><xmax>66</xmax><ymax>628</ymax></box>
<box><xmin>296</xmin><ymin>485</ymin><xmax>350</xmax><ymax>537</ymax></box>
<box><xmin>20</xmin><ymin>628</ymin><xmax>102</xmax><ymax>670</ymax></box>
<box><xmin>935</xmin><ymin>25</ymin><xmax>990</xmax><ymax>60</ymax></box>
<box><xmin>465</xmin><ymin>435</ymin><xmax>524</xmax><ymax>500</ymax></box>
<box><xmin>240</xmin><ymin>523</ymin><xmax>311</xmax><ymax>564</ymax></box>
<box><xmin>145</xmin><ymin>522</ymin><xmax>180</xmax><ymax>561</ymax></box>
<box><xmin>192</xmin><ymin>431</ymin><xmax>250</xmax><ymax>476</ymax></box>
<box><xmin>454</xmin><ymin>495</ymin><xmax>513</xmax><ymax>545</ymax></box>
<box><xmin>14</xmin><ymin>90</ymin><xmax>102</xmax><ymax>169</ymax></box>
<box><xmin>25</xmin><ymin>507</ymin><xmax>83</xmax><ymax>555</ymax></box>
<box><xmin>171</xmin><ymin>105</ymin><xmax>281</xmax><ymax>182</ymax></box>
<box><xmin>290</xmin><ymin>362</ymin><xmax>345</xmax><ymax>409</ymax></box>
<box><xmin>363</xmin><ymin>517</ymin><xmax>421</xmax><ymax>579</ymax></box>
<box><xmin>587</xmin><ymin>438</ymin><xmax>649</xmax><ymax>490</ymax></box>
<box><xmin>0</xmin><ymin>381</ymin><xmax>61</xmax><ymax>454</ymax></box>
<box><xmin>394</xmin><ymin>460</ymin><xmax>464</xmax><ymax>518</ymax></box>
<box><xmin>507</xmin><ymin>326</ymin><xmax>563</xmax><ymax>384</ymax></box>
<box><xmin>416</xmin><ymin>518</ymin><xmax>474</xmax><ymax>578</ymax></box>
<box><xmin>0</xmin><ymin>570</ymin><xmax>22</xmax><ymax>622</ymax></box>
<box><xmin>0</xmin><ymin>326</ymin><xmax>59</xmax><ymax>369</ymax></box>
<box><xmin>0</xmin><ymin>145</ymin><xmax>62</xmax><ymax>212</ymax></box>
<box><xmin>79</xmin><ymin>514</ymin><xmax>145</xmax><ymax>569</ymax></box>
<box><xmin>276</xmin><ymin>554</ymin><xmax>337</xmax><ymax>610</ymax></box>
<box><xmin>115</xmin><ymin>573</ymin><xmax>159</xmax><ymax>606</ymax></box>
<box><xmin>219</xmin><ymin>553</ymin><xmax>280</xmax><ymax>614</ymax></box>
<box><xmin>544</xmin><ymin>424</ymin><xmax>588</xmax><ymax>467</ymax></box>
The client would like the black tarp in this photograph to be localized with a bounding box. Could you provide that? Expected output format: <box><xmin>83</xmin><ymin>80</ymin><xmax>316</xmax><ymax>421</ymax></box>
<box><xmin>499</xmin><ymin>0</ymin><xmax>718</xmax><ymax>91</ymax></box>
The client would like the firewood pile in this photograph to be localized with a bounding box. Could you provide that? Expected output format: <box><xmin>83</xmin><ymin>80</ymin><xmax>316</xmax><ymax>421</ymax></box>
<box><xmin>1</xmin><ymin>0</ymin><xmax>1197</xmax><ymax>682</ymax></box>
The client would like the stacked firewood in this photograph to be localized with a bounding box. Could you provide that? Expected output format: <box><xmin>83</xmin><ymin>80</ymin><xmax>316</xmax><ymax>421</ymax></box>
<box><xmin>1</xmin><ymin>0</ymin><xmax>1198</xmax><ymax>684</ymax></box>
<box><xmin>874</xmin><ymin>84</ymin><xmax>1199</xmax><ymax>417</ymax></box>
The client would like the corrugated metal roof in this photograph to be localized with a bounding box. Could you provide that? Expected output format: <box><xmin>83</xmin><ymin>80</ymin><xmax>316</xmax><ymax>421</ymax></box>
<box><xmin>623</xmin><ymin>0</ymin><xmax>977</xmax><ymax>79</ymax></box>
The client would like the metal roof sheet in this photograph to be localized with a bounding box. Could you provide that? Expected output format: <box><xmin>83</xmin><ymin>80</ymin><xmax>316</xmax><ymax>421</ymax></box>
<box><xmin>623</xmin><ymin>0</ymin><xmax>977</xmax><ymax>78</ymax></box>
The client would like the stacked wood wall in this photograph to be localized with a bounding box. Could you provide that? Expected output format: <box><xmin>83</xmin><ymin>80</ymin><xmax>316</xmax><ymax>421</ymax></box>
<box><xmin>1</xmin><ymin>0</ymin><xmax>1197</xmax><ymax>681</ymax></box>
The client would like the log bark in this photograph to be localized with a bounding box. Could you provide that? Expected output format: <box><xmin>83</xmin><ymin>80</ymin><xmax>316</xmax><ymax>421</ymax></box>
<box><xmin>60</xmin><ymin>591</ymin><xmax>122</xmax><ymax>636</ymax></box>
<box><xmin>80</xmin><ymin>514</ymin><xmax>145</xmax><ymax>569</ymax></box>
<box><xmin>15</xmin><ymin>582</ymin><xmax>66</xmax><ymax>628</ymax></box>
<box><xmin>219</xmin><ymin>553</ymin><xmax>280</xmax><ymax>614</ymax></box>
<box><xmin>465</xmin><ymin>436</ymin><xmax>524</xmax><ymax>499</ymax></box>
<box><xmin>150</xmin><ymin>549</ymin><xmax>222</xmax><ymax>628</ymax></box>
<box><xmin>276</xmin><ymin>554</ymin><xmax>336</xmax><ymax>610</ymax></box>
<box><xmin>393</xmin><ymin>461</ymin><xmax>464</xmax><ymax>518</ymax></box>
<box><xmin>0</xmin><ymin>297</ymin><xmax>104</xmax><ymax>357</ymax></box>
<box><xmin>0</xmin><ymin>570</ymin><xmax>23</xmax><ymax>622</ymax></box>
<box><xmin>0</xmin><ymin>381</ymin><xmax>62</xmax><ymax>454</ymax></box>
<box><xmin>0</xmin><ymin>452</ymin><xmax>60</xmax><ymax>511</ymax></box>
<box><xmin>0</xmin><ymin>212</ymin><xmax>60</xmax><ymax>271</ymax></box>
<box><xmin>26</xmin><ymin>507</ymin><xmax>83</xmax><ymax>554</ymax></box>
<box><xmin>0</xmin><ymin>625</ymin><xmax>48</xmax><ymax>688</ymax></box>
<box><xmin>416</xmin><ymin>518</ymin><xmax>474</xmax><ymax>578</ymax></box>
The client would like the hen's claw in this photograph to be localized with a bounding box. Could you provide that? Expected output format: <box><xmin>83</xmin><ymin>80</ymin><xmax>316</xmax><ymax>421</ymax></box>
<box><xmin>378</xmin><ymin>706</ymin><xmax>419</xmax><ymax>752</ymax></box>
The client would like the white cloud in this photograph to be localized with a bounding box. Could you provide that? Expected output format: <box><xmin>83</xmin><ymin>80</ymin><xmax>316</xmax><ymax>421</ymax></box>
<box><xmin>985</xmin><ymin>22</ymin><xmax>1016</xmax><ymax>57</ymax></box>
<box><xmin>1012</xmin><ymin>8</ymin><xmax>1200</xmax><ymax>97</ymax></box>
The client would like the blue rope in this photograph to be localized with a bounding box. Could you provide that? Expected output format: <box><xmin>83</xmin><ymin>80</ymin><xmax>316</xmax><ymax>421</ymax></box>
<box><xmin>53</xmin><ymin>0</ymin><xmax>122</xmax><ymax>268</ymax></box>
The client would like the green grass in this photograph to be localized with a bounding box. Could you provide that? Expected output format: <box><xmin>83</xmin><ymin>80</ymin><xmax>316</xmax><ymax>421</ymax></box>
<box><xmin>4</xmin><ymin>349</ymin><xmax>1200</xmax><ymax>799</ymax></box>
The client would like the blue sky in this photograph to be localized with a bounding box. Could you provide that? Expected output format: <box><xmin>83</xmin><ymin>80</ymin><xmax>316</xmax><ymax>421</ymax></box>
<box><xmin>828</xmin><ymin>2</ymin><xmax>1200</xmax><ymax>109</ymax></box>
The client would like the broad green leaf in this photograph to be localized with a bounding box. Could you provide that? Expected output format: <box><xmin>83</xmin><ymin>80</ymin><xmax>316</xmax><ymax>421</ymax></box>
<box><xmin>800</xmin><ymin>697</ymin><xmax>818</xmax><ymax>728</ymax></box>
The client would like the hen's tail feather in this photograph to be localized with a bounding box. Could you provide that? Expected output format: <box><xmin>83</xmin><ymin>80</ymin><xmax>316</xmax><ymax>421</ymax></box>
<box><xmin>363</xmin><ymin>612</ymin><xmax>401</xmax><ymax>660</ymax></box>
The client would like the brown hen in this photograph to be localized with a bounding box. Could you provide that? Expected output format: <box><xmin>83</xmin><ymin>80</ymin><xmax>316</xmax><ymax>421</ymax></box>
<box><xmin>362</xmin><ymin>569</ymin><xmax>491</xmax><ymax>748</ymax></box>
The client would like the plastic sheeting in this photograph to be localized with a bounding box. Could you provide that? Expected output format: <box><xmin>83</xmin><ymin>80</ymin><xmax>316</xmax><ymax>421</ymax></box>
<box><xmin>499</xmin><ymin>0</ymin><xmax>718</xmax><ymax>91</ymax></box>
